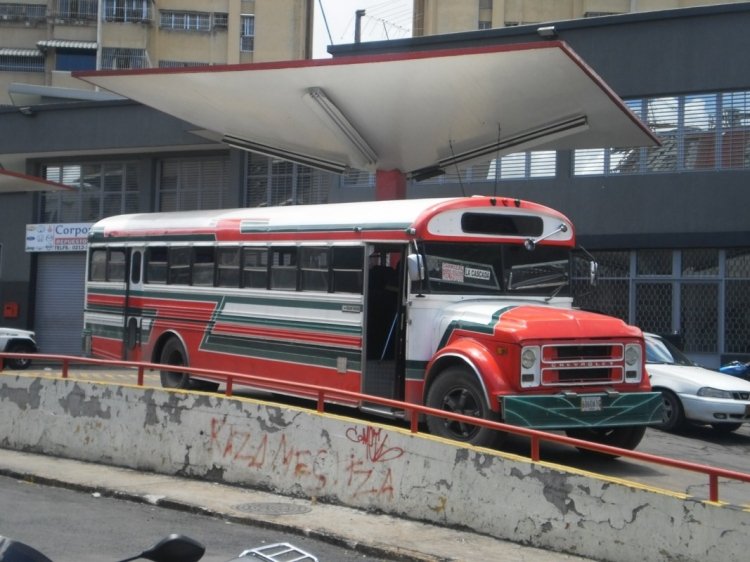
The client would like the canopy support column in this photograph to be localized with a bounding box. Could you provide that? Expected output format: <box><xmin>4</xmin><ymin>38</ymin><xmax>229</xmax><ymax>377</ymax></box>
<box><xmin>375</xmin><ymin>169</ymin><xmax>406</xmax><ymax>201</ymax></box>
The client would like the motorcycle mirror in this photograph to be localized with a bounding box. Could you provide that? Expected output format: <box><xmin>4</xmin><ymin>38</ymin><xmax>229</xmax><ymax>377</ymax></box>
<box><xmin>117</xmin><ymin>535</ymin><xmax>205</xmax><ymax>562</ymax></box>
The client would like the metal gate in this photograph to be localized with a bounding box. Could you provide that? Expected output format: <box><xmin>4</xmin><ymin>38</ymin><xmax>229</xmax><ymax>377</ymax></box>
<box><xmin>34</xmin><ymin>253</ymin><xmax>86</xmax><ymax>356</ymax></box>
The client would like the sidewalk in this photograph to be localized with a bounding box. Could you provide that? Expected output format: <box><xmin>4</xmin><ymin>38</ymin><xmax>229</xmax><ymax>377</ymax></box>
<box><xmin>0</xmin><ymin>449</ymin><xmax>593</xmax><ymax>562</ymax></box>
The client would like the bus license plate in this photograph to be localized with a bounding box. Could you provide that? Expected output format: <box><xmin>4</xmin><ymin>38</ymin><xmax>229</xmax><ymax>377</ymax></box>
<box><xmin>581</xmin><ymin>396</ymin><xmax>602</xmax><ymax>412</ymax></box>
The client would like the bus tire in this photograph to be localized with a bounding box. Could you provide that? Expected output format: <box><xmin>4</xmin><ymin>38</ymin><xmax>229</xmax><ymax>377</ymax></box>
<box><xmin>159</xmin><ymin>338</ymin><xmax>192</xmax><ymax>389</ymax></box>
<box><xmin>425</xmin><ymin>366</ymin><xmax>504</xmax><ymax>448</ymax></box>
<box><xmin>565</xmin><ymin>426</ymin><xmax>647</xmax><ymax>458</ymax></box>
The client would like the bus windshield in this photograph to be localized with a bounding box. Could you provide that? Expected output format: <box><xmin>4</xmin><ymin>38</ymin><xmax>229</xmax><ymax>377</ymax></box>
<box><xmin>418</xmin><ymin>242</ymin><xmax>570</xmax><ymax>296</ymax></box>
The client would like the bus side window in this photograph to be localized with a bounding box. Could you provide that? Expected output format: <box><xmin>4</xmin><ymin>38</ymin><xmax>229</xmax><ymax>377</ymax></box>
<box><xmin>242</xmin><ymin>248</ymin><xmax>268</xmax><ymax>288</ymax></box>
<box><xmin>300</xmin><ymin>247</ymin><xmax>329</xmax><ymax>292</ymax></box>
<box><xmin>90</xmin><ymin>249</ymin><xmax>107</xmax><ymax>282</ymax></box>
<box><xmin>192</xmin><ymin>247</ymin><xmax>215</xmax><ymax>286</ymax></box>
<box><xmin>107</xmin><ymin>249</ymin><xmax>127</xmax><ymax>282</ymax></box>
<box><xmin>146</xmin><ymin>247</ymin><xmax>168</xmax><ymax>284</ymax></box>
<box><xmin>131</xmin><ymin>251</ymin><xmax>142</xmax><ymax>284</ymax></box>
<box><xmin>271</xmin><ymin>247</ymin><xmax>297</xmax><ymax>290</ymax></box>
<box><xmin>169</xmin><ymin>247</ymin><xmax>191</xmax><ymax>285</ymax></box>
<box><xmin>333</xmin><ymin>247</ymin><xmax>364</xmax><ymax>293</ymax></box>
<box><xmin>217</xmin><ymin>247</ymin><xmax>240</xmax><ymax>287</ymax></box>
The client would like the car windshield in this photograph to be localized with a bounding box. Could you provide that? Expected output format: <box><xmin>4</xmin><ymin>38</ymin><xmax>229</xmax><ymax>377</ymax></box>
<box><xmin>645</xmin><ymin>336</ymin><xmax>694</xmax><ymax>366</ymax></box>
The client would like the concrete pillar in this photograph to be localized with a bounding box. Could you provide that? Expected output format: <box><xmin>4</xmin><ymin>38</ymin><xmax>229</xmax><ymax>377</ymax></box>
<box><xmin>375</xmin><ymin>169</ymin><xmax>406</xmax><ymax>201</ymax></box>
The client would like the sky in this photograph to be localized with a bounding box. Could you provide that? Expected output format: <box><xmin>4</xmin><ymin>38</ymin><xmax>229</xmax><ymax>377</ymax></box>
<box><xmin>313</xmin><ymin>0</ymin><xmax>413</xmax><ymax>58</ymax></box>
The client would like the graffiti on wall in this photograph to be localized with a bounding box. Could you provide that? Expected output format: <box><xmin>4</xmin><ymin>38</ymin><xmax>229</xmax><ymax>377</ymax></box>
<box><xmin>209</xmin><ymin>417</ymin><xmax>404</xmax><ymax>500</ymax></box>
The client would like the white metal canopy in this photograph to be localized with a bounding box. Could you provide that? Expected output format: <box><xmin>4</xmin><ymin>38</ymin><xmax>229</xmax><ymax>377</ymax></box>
<box><xmin>75</xmin><ymin>42</ymin><xmax>657</xmax><ymax>177</ymax></box>
<box><xmin>0</xmin><ymin>169</ymin><xmax>74</xmax><ymax>193</ymax></box>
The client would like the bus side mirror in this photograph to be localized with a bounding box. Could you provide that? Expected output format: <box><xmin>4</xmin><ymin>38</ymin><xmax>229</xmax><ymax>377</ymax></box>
<box><xmin>590</xmin><ymin>260</ymin><xmax>598</xmax><ymax>286</ymax></box>
<box><xmin>407</xmin><ymin>254</ymin><xmax>424</xmax><ymax>282</ymax></box>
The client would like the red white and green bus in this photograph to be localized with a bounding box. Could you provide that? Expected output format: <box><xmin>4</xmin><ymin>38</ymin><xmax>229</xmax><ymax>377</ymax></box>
<box><xmin>83</xmin><ymin>196</ymin><xmax>662</xmax><ymax>450</ymax></box>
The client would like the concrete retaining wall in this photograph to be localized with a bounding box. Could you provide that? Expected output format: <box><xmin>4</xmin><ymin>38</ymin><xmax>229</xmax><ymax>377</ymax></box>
<box><xmin>1</xmin><ymin>373</ymin><xmax>748</xmax><ymax>561</ymax></box>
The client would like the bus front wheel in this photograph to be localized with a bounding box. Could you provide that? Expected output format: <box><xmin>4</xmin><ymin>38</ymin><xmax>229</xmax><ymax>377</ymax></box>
<box><xmin>159</xmin><ymin>338</ymin><xmax>192</xmax><ymax>389</ymax></box>
<box><xmin>425</xmin><ymin>367</ymin><xmax>504</xmax><ymax>449</ymax></box>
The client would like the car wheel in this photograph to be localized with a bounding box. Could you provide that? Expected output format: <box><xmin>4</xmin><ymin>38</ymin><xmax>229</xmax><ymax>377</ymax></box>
<box><xmin>710</xmin><ymin>422</ymin><xmax>742</xmax><ymax>433</ymax></box>
<box><xmin>5</xmin><ymin>342</ymin><xmax>34</xmax><ymax>370</ymax></box>
<box><xmin>654</xmin><ymin>389</ymin><xmax>685</xmax><ymax>432</ymax></box>
<box><xmin>159</xmin><ymin>338</ymin><xmax>192</xmax><ymax>389</ymax></box>
<box><xmin>425</xmin><ymin>366</ymin><xmax>505</xmax><ymax>448</ymax></box>
<box><xmin>565</xmin><ymin>426</ymin><xmax>647</xmax><ymax>458</ymax></box>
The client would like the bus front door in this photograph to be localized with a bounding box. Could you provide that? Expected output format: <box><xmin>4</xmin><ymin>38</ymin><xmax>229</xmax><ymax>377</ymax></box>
<box><xmin>362</xmin><ymin>244</ymin><xmax>406</xmax><ymax>409</ymax></box>
<box><xmin>122</xmin><ymin>248</ymin><xmax>144</xmax><ymax>361</ymax></box>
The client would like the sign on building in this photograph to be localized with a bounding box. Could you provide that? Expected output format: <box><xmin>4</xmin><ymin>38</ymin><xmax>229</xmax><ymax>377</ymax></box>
<box><xmin>25</xmin><ymin>223</ymin><xmax>93</xmax><ymax>252</ymax></box>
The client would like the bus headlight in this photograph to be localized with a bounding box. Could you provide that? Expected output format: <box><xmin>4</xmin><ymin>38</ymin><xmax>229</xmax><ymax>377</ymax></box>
<box><xmin>624</xmin><ymin>343</ymin><xmax>642</xmax><ymax>382</ymax></box>
<box><xmin>520</xmin><ymin>345</ymin><xmax>541</xmax><ymax>388</ymax></box>
<box><xmin>522</xmin><ymin>348</ymin><xmax>537</xmax><ymax>369</ymax></box>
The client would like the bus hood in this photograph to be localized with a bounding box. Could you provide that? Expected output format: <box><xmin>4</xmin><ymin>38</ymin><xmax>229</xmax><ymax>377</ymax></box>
<box><xmin>440</xmin><ymin>302</ymin><xmax>641</xmax><ymax>344</ymax></box>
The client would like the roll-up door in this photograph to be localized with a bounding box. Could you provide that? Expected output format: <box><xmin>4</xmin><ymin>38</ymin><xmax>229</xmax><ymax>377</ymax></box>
<box><xmin>34</xmin><ymin>253</ymin><xmax>86</xmax><ymax>356</ymax></box>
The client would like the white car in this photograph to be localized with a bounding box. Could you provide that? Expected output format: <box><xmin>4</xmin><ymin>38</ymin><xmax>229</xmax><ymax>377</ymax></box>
<box><xmin>646</xmin><ymin>333</ymin><xmax>750</xmax><ymax>433</ymax></box>
<box><xmin>0</xmin><ymin>327</ymin><xmax>37</xmax><ymax>370</ymax></box>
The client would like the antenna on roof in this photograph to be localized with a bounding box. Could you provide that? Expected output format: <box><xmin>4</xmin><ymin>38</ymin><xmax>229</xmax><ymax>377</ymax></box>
<box><xmin>448</xmin><ymin>139</ymin><xmax>467</xmax><ymax>197</ymax></box>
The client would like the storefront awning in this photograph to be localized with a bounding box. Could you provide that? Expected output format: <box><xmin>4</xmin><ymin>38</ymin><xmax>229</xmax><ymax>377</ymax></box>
<box><xmin>0</xmin><ymin>169</ymin><xmax>75</xmax><ymax>193</ymax></box>
<box><xmin>75</xmin><ymin>42</ymin><xmax>658</xmax><ymax>176</ymax></box>
<box><xmin>37</xmin><ymin>40</ymin><xmax>97</xmax><ymax>50</ymax></box>
<box><xmin>0</xmin><ymin>48</ymin><xmax>43</xmax><ymax>57</ymax></box>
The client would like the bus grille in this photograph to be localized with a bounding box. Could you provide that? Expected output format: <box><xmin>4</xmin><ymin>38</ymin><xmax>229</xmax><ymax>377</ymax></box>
<box><xmin>540</xmin><ymin>343</ymin><xmax>624</xmax><ymax>386</ymax></box>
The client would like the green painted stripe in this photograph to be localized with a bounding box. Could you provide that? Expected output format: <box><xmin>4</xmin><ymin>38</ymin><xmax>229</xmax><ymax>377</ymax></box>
<box><xmin>437</xmin><ymin>305</ymin><xmax>517</xmax><ymax>349</ymax></box>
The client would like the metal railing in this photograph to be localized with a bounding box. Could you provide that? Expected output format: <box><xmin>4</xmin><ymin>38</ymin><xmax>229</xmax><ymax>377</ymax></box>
<box><xmin>3</xmin><ymin>351</ymin><xmax>750</xmax><ymax>504</ymax></box>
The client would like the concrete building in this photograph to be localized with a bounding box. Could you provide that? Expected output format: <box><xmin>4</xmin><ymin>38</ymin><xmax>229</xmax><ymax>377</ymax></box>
<box><xmin>0</xmin><ymin>0</ymin><xmax>313</xmax><ymax>105</ymax></box>
<box><xmin>412</xmin><ymin>0</ymin><xmax>749</xmax><ymax>35</ymax></box>
<box><xmin>1</xmin><ymin>2</ymin><xmax>749</xmax><ymax>369</ymax></box>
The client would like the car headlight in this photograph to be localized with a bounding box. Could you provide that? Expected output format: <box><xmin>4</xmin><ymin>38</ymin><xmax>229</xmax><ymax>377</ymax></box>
<box><xmin>697</xmin><ymin>387</ymin><xmax>733</xmax><ymax>399</ymax></box>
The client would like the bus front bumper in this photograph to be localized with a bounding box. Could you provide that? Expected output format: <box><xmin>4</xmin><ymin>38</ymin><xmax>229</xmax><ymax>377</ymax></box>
<box><xmin>501</xmin><ymin>391</ymin><xmax>664</xmax><ymax>429</ymax></box>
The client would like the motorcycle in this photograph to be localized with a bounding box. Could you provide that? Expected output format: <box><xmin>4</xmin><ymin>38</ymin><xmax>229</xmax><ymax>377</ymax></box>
<box><xmin>0</xmin><ymin>534</ymin><xmax>318</xmax><ymax>562</ymax></box>
<box><xmin>719</xmin><ymin>360</ymin><xmax>750</xmax><ymax>380</ymax></box>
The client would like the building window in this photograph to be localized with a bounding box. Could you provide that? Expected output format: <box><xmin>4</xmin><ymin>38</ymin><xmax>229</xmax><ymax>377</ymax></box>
<box><xmin>159</xmin><ymin>10</ymin><xmax>211</xmax><ymax>31</ymax></box>
<box><xmin>0</xmin><ymin>54</ymin><xmax>44</xmax><ymax>72</ymax></box>
<box><xmin>102</xmin><ymin>0</ymin><xmax>149</xmax><ymax>23</ymax></box>
<box><xmin>478</xmin><ymin>0</ymin><xmax>492</xmax><ymax>30</ymax></box>
<box><xmin>158</xmin><ymin>60</ymin><xmax>209</xmax><ymax>68</ymax></box>
<box><xmin>101</xmin><ymin>47</ymin><xmax>148</xmax><ymax>69</ymax></box>
<box><xmin>0</xmin><ymin>2</ymin><xmax>46</xmax><ymax>22</ymax></box>
<box><xmin>158</xmin><ymin>156</ymin><xmax>232</xmax><ymax>212</ymax></box>
<box><xmin>57</xmin><ymin>0</ymin><xmax>98</xmax><ymax>21</ymax></box>
<box><xmin>245</xmin><ymin>153</ymin><xmax>331</xmax><ymax>207</ymax></box>
<box><xmin>240</xmin><ymin>14</ymin><xmax>255</xmax><ymax>52</ymax></box>
<box><xmin>574</xmin><ymin>90</ymin><xmax>750</xmax><ymax>175</ymax></box>
<box><xmin>41</xmin><ymin>162</ymin><xmax>140</xmax><ymax>223</ymax></box>
<box><xmin>213</xmin><ymin>12</ymin><xmax>228</xmax><ymax>28</ymax></box>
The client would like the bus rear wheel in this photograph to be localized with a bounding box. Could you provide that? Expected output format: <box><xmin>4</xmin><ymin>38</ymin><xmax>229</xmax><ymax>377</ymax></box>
<box><xmin>425</xmin><ymin>366</ymin><xmax>504</xmax><ymax>449</ymax></box>
<box><xmin>159</xmin><ymin>338</ymin><xmax>192</xmax><ymax>389</ymax></box>
<box><xmin>565</xmin><ymin>426</ymin><xmax>647</xmax><ymax>458</ymax></box>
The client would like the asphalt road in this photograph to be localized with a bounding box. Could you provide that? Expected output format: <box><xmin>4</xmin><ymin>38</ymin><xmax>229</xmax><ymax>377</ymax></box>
<box><xmin>16</xmin><ymin>364</ymin><xmax>750</xmax><ymax>508</ymax></box>
<box><xmin>0</xmin><ymin>474</ymin><xmax>392</xmax><ymax>562</ymax></box>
